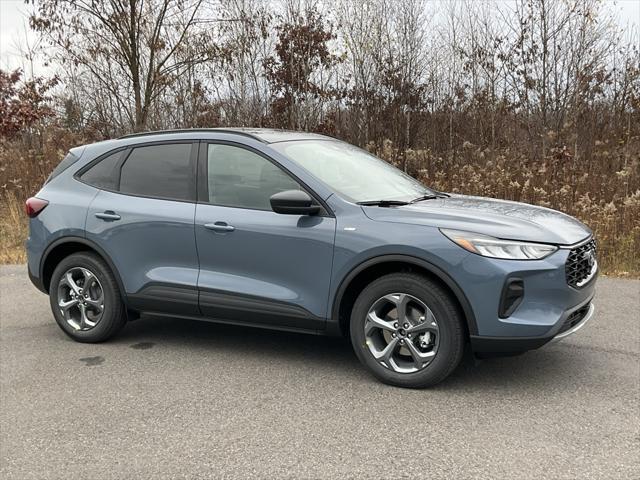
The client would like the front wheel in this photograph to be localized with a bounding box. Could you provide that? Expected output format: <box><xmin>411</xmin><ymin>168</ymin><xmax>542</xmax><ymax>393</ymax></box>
<box><xmin>349</xmin><ymin>273</ymin><xmax>465</xmax><ymax>388</ymax></box>
<box><xmin>49</xmin><ymin>252</ymin><xmax>127</xmax><ymax>343</ymax></box>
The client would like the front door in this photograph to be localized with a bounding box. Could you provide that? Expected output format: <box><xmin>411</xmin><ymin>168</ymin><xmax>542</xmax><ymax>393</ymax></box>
<box><xmin>195</xmin><ymin>142</ymin><xmax>336</xmax><ymax>331</ymax></box>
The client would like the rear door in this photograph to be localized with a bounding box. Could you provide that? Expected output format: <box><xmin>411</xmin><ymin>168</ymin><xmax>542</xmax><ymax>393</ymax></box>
<box><xmin>194</xmin><ymin>142</ymin><xmax>336</xmax><ymax>331</ymax></box>
<box><xmin>83</xmin><ymin>141</ymin><xmax>200</xmax><ymax>316</ymax></box>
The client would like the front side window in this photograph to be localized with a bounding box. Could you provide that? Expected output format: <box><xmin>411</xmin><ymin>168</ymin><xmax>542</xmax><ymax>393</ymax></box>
<box><xmin>272</xmin><ymin>140</ymin><xmax>433</xmax><ymax>203</ymax></box>
<box><xmin>207</xmin><ymin>144</ymin><xmax>300</xmax><ymax>210</ymax></box>
<box><xmin>119</xmin><ymin>143</ymin><xmax>193</xmax><ymax>201</ymax></box>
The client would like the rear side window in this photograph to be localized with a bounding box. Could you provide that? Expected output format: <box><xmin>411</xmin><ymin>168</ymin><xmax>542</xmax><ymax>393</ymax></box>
<box><xmin>80</xmin><ymin>150</ymin><xmax>123</xmax><ymax>190</ymax></box>
<box><xmin>119</xmin><ymin>143</ymin><xmax>194</xmax><ymax>201</ymax></box>
<box><xmin>46</xmin><ymin>151</ymin><xmax>79</xmax><ymax>183</ymax></box>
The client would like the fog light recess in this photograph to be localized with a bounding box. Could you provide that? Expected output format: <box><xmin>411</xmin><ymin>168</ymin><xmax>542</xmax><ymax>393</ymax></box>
<box><xmin>499</xmin><ymin>278</ymin><xmax>524</xmax><ymax>319</ymax></box>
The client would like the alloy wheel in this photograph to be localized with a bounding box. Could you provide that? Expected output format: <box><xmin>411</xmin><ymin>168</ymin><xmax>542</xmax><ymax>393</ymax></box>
<box><xmin>57</xmin><ymin>267</ymin><xmax>105</xmax><ymax>331</ymax></box>
<box><xmin>364</xmin><ymin>293</ymin><xmax>439</xmax><ymax>373</ymax></box>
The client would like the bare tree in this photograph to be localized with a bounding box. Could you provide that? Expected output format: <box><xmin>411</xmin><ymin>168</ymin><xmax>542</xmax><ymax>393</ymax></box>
<box><xmin>30</xmin><ymin>0</ymin><xmax>212</xmax><ymax>132</ymax></box>
<box><xmin>209</xmin><ymin>0</ymin><xmax>275</xmax><ymax>126</ymax></box>
<box><xmin>264</xmin><ymin>0</ymin><xmax>342</xmax><ymax>130</ymax></box>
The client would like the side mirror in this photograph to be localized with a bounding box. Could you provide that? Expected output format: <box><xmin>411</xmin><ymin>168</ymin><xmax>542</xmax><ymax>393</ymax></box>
<box><xmin>270</xmin><ymin>190</ymin><xmax>321</xmax><ymax>215</ymax></box>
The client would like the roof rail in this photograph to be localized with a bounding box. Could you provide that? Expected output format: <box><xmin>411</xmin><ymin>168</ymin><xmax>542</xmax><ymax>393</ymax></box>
<box><xmin>118</xmin><ymin>128</ymin><xmax>266</xmax><ymax>142</ymax></box>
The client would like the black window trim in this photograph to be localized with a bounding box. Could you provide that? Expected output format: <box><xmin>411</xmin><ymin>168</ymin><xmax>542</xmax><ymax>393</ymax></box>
<box><xmin>74</xmin><ymin>140</ymin><xmax>199</xmax><ymax>204</ymax></box>
<box><xmin>46</xmin><ymin>150</ymin><xmax>82</xmax><ymax>184</ymax></box>
<box><xmin>198</xmin><ymin>140</ymin><xmax>334</xmax><ymax>217</ymax></box>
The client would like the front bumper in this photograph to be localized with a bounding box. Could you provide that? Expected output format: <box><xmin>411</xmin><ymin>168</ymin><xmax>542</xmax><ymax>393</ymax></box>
<box><xmin>549</xmin><ymin>302</ymin><xmax>594</xmax><ymax>343</ymax></box>
<box><xmin>470</xmin><ymin>295</ymin><xmax>595</xmax><ymax>355</ymax></box>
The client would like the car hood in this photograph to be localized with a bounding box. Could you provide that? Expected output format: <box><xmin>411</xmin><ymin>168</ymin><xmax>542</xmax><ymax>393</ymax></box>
<box><xmin>361</xmin><ymin>194</ymin><xmax>591</xmax><ymax>245</ymax></box>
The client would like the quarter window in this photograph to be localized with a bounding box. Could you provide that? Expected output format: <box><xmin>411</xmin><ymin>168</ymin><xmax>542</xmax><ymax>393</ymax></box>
<box><xmin>119</xmin><ymin>143</ymin><xmax>193</xmax><ymax>201</ymax></box>
<box><xmin>207</xmin><ymin>144</ymin><xmax>300</xmax><ymax>210</ymax></box>
<box><xmin>80</xmin><ymin>150</ymin><xmax>123</xmax><ymax>190</ymax></box>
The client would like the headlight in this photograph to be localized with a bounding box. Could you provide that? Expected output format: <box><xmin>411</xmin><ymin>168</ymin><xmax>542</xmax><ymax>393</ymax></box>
<box><xmin>440</xmin><ymin>228</ymin><xmax>558</xmax><ymax>260</ymax></box>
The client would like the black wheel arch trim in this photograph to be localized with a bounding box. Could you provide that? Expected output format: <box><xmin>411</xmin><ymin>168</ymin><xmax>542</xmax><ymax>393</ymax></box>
<box><xmin>39</xmin><ymin>236</ymin><xmax>129</xmax><ymax>307</ymax></box>
<box><xmin>331</xmin><ymin>254</ymin><xmax>479</xmax><ymax>336</ymax></box>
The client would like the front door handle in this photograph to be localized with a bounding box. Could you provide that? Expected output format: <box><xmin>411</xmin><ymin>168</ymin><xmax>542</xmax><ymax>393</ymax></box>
<box><xmin>95</xmin><ymin>211</ymin><xmax>121</xmax><ymax>221</ymax></box>
<box><xmin>204</xmin><ymin>222</ymin><xmax>235</xmax><ymax>233</ymax></box>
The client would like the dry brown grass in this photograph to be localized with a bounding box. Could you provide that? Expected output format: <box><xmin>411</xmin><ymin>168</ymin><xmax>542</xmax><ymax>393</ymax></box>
<box><xmin>0</xmin><ymin>192</ymin><xmax>28</xmax><ymax>264</ymax></box>
<box><xmin>375</xmin><ymin>140</ymin><xmax>640</xmax><ymax>277</ymax></box>
<box><xmin>1</xmin><ymin>133</ymin><xmax>638</xmax><ymax>276</ymax></box>
<box><xmin>0</xmin><ymin>127</ymin><xmax>86</xmax><ymax>264</ymax></box>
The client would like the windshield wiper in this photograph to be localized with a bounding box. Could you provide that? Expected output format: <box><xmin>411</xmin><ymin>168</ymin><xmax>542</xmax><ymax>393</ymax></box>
<box><xmin>358</xmin><ymin>192</ymin><xmax>449</xmax><ymax>207</ymax></box>
<box><xmin>409</xmin><ymin>194</ymin><xmax>438</xmax><ymax>203</ymax></box>
<box><xmin>357</xmin><ymin>199</ymin><xmax>410</xmax><ymax>207</ymax></box>
<box><xmin>410</xmin><ymin>192</ymin><xmax>450</xmax><ymax>203</ymax></box>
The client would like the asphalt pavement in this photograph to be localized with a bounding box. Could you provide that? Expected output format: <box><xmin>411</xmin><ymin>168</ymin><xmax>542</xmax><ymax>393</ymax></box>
<box><xmin>1</xmin><ymin>264</ymin><xmax>638</xmax><ymax>479</ymax></box>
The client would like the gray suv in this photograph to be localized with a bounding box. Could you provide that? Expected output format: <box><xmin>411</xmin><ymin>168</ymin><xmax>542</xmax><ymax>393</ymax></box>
<box><xmin>26</xmin><ymin>128</ymin><xmax>597</xmax><ymax>387</ymax></box>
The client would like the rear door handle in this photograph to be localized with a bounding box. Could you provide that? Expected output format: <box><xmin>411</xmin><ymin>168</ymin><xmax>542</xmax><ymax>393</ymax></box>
<box><xmin>95</xmin><ymin>211</ymin><xmax>121</xmax><ymax>221</ymax></box>
<box><xmin>204</xmin><ymin>222</ymin><xmax>235</xmax><ymax>233</ymax></box>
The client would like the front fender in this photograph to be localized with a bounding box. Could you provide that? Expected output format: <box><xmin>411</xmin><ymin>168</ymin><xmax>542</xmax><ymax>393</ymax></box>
<box><xmin>329</xmin><ymin>253</ymin><xmax>478</xmax><ymax>336</ymax></box>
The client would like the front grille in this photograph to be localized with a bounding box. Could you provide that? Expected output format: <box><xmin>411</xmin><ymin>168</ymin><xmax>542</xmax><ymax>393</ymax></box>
<box><xmin>558</xmin><ymin>303</ymin><xmax>591</xmax><ymax>334</ymax></box>
<box><xmin>565</xmin><ymin>239</ymin><xmax>597</xmax><ymax>288</ymax></box>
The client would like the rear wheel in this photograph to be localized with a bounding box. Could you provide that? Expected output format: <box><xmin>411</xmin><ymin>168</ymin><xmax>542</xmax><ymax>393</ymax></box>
<box><xmin>350</xmin><ymin>272</ymin><xmax>465</xmax><ymax>388</ymax></box>
<box><xmin>49</xmin><ymin>252</ymin><xmax>126</xmax><ymax>342</ymax></box>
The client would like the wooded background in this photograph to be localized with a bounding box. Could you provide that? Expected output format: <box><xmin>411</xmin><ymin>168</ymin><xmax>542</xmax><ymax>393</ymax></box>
<box><xmin>1</xmin><ymin>0</ymin><xmax>639</xmax><ymax>274</ymax></box>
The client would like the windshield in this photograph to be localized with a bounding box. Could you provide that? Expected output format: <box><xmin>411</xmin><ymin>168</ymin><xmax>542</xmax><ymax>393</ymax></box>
<box><xmin>272</xmin><ymin>140</ymin><xmax>433</xmax><ymax>203</ymax></box>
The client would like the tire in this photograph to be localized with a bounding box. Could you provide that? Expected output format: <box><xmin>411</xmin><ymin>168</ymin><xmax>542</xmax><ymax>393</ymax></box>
<box><xmin>349</xmin><ymin>272</ymin><xmax>465</xmax><ymax>388</ymax></box>
<box><xmin>49</xmin><ymin>252</ymin><xmax>127</xmax><ymax>343</ymax></box>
